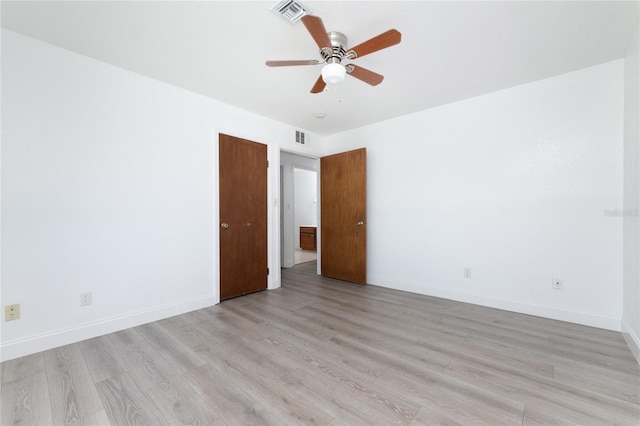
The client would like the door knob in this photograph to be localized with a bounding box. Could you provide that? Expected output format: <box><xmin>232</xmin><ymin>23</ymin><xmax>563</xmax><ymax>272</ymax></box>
<box><xmin>221</xmin><ymin>223</ymin><xmax>229</xmax><ymax>229</ymax></box>
<box><xmin>357</xmin><ymin>221</ymin><xmax>364</xmax><ymax>226</ymax></box>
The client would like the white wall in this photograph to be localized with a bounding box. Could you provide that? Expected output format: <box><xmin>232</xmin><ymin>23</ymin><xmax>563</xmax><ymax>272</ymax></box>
<box><xmin>325</xmin><ymin>60</ymin><xmax>624</xmax><ymax>331</ymax></box>
<box><xmin>623</xmin><ymin>28</ymin><xmax>640</xmax><ymax>361</ymax></box>
<box><xmin>0</xmin><ymin>30</ymin><xmax>323</xmax><ymax>361</ymax></box>
<box><xmin>293</xmin><ymin>168</ymin><xmax>318</xmax><ymax>249</ymax></box>
<box><xmin>280</xmin><ymin>152</ymin><xmax>318</xmax><ymax>267</ymax></box>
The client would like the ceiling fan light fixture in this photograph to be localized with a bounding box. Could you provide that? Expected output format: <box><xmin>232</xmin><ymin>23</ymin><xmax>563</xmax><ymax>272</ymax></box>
<box><xmin>321</xmin><ymin>63</ymin><xmax>346</xmax><ymax>85</ymax></box>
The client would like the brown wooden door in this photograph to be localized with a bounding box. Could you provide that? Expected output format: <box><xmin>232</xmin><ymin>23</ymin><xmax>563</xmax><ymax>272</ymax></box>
<box><xmin>219</xmin><ymin>134</ymin><xmax>268</xmax><ymax>300</ymax></box>
<box><xmin>320</xmin><ymin>148</ymin><xmax>367</xmax><ymax>284</ymax></box>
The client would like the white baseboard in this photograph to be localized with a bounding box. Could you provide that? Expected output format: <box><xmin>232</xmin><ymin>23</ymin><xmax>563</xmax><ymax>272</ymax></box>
<box><xmin>369</xmin><ymin>275</ymin><xmax>621</xmax><ymax>331</ymax></box>
<box><xmin>622</xmin><ymin>319</ymin><xmax>640</xmax><ymax>364</ymax></box>
<box><xmin>0</xmin><ymin>295</ymin><xmax>217</xmax><ymax>362</ymax></box>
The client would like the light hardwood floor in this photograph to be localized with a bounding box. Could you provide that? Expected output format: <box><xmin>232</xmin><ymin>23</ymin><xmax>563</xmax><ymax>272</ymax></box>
<box><xmin>2</xmin><ymin>261</ymin><xmax>639</xmax><ymax>425</ymax></box>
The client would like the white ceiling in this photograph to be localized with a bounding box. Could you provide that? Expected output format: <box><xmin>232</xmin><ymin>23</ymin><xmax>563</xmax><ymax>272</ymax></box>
<box><xmin>2</xmin><ymin>1</ymin><xmax>638</xmax><ymax>136</ymax></box>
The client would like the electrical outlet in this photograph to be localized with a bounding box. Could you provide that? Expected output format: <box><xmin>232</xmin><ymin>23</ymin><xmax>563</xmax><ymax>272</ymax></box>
<box><xmin>552</xmin><ymin>278</ymin><xmax>563</xmax><ymax>290</ymax></box>
<box><xmin>5</xmin><ymin>304</ymin><xmax>20</xmax><ymax>321</ymax></box>
<box><xmin>464</xmin><ymin>268</ymin><xmax>471</xmax><ymax>278</ymax></box>
<box><xmin>80</xmin><ymin>292</ymin><xmax>92</xmax><ymax>306</ymax></box>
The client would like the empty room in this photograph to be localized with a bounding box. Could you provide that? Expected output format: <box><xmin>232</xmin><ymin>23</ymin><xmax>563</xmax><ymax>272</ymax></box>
<box><xmin>1</xmin><ymin>1</ymin><xmax>639</xmax><ymax>425</ymax></box>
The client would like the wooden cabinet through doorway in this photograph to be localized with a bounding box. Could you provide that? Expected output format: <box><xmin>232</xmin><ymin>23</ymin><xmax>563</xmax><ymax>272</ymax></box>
<box><xmin>300</xmin><ymin>226</ymin><xmax>317</xmax><ymax>251</ymax></box>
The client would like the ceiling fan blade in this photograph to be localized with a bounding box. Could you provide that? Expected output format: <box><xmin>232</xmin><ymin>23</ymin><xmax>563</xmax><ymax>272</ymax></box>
<box><xmin>346</xmin><ymin>29</ymin><xmax>401</xmax><ymax>59</ymax></box>
<box><xmin>310</xmin><ymin>75</ymin><xmax>326</xmax><ymax>94</ymax></box>
<box><xmin>346</xmin><ymin>64</ymin><xmax>384</xmax><ymax>86</ymax></box>
<box><xmin>266</xmin><ymin>60</ymin><xmax>320</xmax><ymax>67</ymax></box>
<box><xmin>301</xmin><ymin>15</ymin><xmax>332</xmax><ymax>50</ymax></box>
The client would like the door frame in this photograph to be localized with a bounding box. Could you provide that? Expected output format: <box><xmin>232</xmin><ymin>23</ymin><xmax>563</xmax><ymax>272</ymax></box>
<box><xmin>212</xmin><ymin>129</ymin><xmax>220</xmax><ymax>304</ymax></box>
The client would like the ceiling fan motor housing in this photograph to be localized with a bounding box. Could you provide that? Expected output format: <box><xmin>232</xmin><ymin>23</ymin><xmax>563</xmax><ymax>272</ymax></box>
<box><xmin>321</xmin><ymin>31</ymin><xmax>348</xmax><ymax>64</ymax></box>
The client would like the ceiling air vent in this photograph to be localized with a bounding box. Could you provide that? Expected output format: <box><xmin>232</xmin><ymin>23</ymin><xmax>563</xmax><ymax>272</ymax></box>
<box><xmin>295</xmin><ymin>130</ymin><xmax>307</xmax><ymax>145</ymax></box>
<box><xmin>272</xmin><ymin>0</ymin><xmax>311</xmax><ymax>23</ymax></box>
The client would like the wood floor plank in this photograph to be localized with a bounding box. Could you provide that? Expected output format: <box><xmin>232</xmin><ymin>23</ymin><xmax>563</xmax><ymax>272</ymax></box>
<box><xmin>412</xmin><ymin>337</ymin><xmax>555</xmax><ymax>381</ymax></box>
<box><xmin>192</xmin><ymin>321</ymin><xmax>299</xmax><ymax>380</ymax></box>
<box><xmin>553</xmin><ymin>362</ymin><xmax>640</xmax><ymax>404</ymax></box>
<box><xmin>182</xmin><ymin>362</ymin><xmax>283</xmax><ymax>425</ymax></box>
<box><xmin>43</xmin><ymin>344</ymin><xmax>104</xmax><ymax>424</ymax></box>
<box><xmin>78</xmin><ymin>335</ymin><xmax>129</xmax><ymax>383</ymax></box>
<box><xmin>227</xmin><ymin>302</ymin><xmax>392</xmax><ymax>384</ymax></box>
<box><xmin>0</xmin><ymin>371</ymin><xmax>53</xmax><ymax>425</ymax></box>
<box><xmin>81</xmin><ymin>409</ymin><xmax>112</xmax><ymax>426</ymax></box>
<box><xmin>108</xmin><ymin>328</ymin><xmax>219</xmax><ymax>425</ymax></box>
<box><xmin>262</xmin><ymin>317</ymin><xmax>389</xmax><ymax>383</ymax></box>
<box><xmin>158</xmin><ymin>313</ymin><xmax>215</xmax><ymax>352</ymax></box>
<box><xmin>192</xmin><ymin>304</ymin><xmax>276</xmax><ymax>342</ymax></box>
<box><xmin>189</xmin><ymin>307</ymin><xmax>266</xmax><ymax>343</ymax></box>
<box><xmin>307</xmin><ymin>308</ymin><xmax>425</xmax><ymax>356</ymax></box>
<box><xmin>95</xmin><ymin>372</ymin><xmax>168</xmax><ymax>425</ymax></box>
<box><xmin>262</xmin><ymin>333</ymin><xmax>420</xmax><ymax>424</ymax></box>
<box><xmin>408</xmin><ymin>405</ymin><xmax>475</xmax><ymax>426</ymax></box>
<box><xmin>1</xmin><ymin>353</ymin><xmax>45</xmax><ymax>384</ymax></box>
<box><xmin>282</xmin><ymin>368</ymin><xmax>399</xmax><ymax>426</ymax></box>
<box><xmin>196</xmin><ymin>344</ymin><xmax>335</xmax><ymax>425</ymax></box>
<box><xmin>248</xmin><ymin>286</ymin><xmax>318</xmax><ymax>311</ymax></box>
<box><xmin>521</xmin><ymin>397</ymin><xmax>634</xmax><ymax>426</ymax></box>
<box><xmin>234</xmin><ymin>301</ymin><xmax>338</xmax><ymax>342</ymax></box>
<box><xmin>135</xmin><ymin>321</ymin><xmax>208</xmax><ymax>375</ymax></box>
<box><xmin>329</xmin><ymin>331</ymin><xmax>525</xmax><ymax>424</ymax></box>
<box><xmin>445</xmin><ymin>357</ymin><xmax>639</xmax><ymax>425</ymax></box>
<box><xmin>381</xmin><ymin>363</ymin><xmax>525</xmax><ymax>425</ymax></box>
<box><xmin>546</xmin><ymin>333</ymin><xmax>640</xmax><ymax>372</ymax></box>
<box><xmin>493</xmin><ymin>310</ymin><xmax>631</xmax><ymax>345</ymax></box>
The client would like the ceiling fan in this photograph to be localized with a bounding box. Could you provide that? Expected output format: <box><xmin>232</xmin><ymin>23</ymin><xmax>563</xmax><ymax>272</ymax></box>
<box><xmin>266</xmin><ymin>15</ymin><xmax>401</xmax><ymax>93</ymax></box>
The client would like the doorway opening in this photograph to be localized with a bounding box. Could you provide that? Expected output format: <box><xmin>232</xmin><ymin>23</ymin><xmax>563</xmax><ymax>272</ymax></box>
<box><xmin>280</xmin><ymin>151</ymin><xmax>319</xmax><ymax>268</ymax></box>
